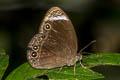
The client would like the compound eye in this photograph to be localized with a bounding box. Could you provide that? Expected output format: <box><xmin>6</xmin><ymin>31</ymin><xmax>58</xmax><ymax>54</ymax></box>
<box><xmin>44</xmin><ymin>23</ymin><xmax>51</xmax><ymax>30</ymax></box>
<box><xmin>31</xmin><ymin>52</ymin><xmax>38</xmax><ymax>58</ymax></box>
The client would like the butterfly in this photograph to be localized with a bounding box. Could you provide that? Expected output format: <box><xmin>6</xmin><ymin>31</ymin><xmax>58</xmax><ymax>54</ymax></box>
<box><xmin>27</xmin><ymin>7</ymin><xmax>82</xmax><ymax>69</ymax></box>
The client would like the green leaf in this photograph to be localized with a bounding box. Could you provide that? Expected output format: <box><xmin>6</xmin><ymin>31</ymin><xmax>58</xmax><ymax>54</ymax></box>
<box><xmin>46</xmin><ymin>66</ymin><xmax>103</xmax><ymax>80</ymax></box>
<box><xmin>27</xmin><ymin>78</ymin><xmax>42</xmax><ymax>80</ymax></box>
<box><xmin>0</xmin><ymin>48</ymin><xmax>6</xmax><ymax>55</ymax></box>
<box><xmin>6</xmin><ymin>62</ymin><xmax>103</xmax><ymax>80</ymax></box>
<box><xmin>6</xmin><ymin>63</ymin><xmax>47</xmax><ymax>80</ymax></box>
<box><xmin>7</xmin><ymin>53</ymin><xmax>120</xmax><ymax>80</ymax></box>
<box><xmin>0</xmin><ymin>48</ymin><xmax>9</xmax><ymax>80</ymax></box>
<box><xmin>83</xmin><ymin>53</ymin><xmax>120</xmax><ymax>67</ymax></box>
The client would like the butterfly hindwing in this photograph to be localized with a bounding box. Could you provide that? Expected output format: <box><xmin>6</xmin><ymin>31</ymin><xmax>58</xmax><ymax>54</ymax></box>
<box><xmin>27</xmin><ymin>7</ymin><xmax>78</xmax><ymax>69</ymax></box>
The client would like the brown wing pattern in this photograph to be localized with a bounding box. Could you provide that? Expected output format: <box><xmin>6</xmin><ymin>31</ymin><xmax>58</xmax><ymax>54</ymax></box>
<box><xmin>27</xmin><ymin>7</ymin><xmax>78</xmax><ymax>69</ymax></box>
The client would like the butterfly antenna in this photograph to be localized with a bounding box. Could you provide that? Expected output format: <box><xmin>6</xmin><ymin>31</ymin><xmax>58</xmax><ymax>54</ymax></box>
<box><xmin>78</xmin><ymin>40</ymin><xmax>96</xmax><ymax>55</ymax></box>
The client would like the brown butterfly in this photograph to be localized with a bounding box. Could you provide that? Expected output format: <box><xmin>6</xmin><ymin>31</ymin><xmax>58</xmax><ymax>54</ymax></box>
<box><xmin>27</xmin><ymin>7</ymin><xmax>80</xmax><ymax>69</ymax></box>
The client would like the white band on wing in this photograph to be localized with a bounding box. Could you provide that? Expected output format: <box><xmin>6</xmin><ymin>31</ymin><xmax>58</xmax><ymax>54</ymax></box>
<box><xmin>49</xmin><ymin>15</ymin><xmax>68</xmax><ymax>21</ymax></box>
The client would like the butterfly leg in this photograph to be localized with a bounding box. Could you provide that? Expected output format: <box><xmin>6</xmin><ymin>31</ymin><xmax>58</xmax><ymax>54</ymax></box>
<box><xmin>78</xmin><ymin>40</ymin><xmax>96</xmax><ymax>68</ymax></box>
<box><xmin>74</xmin><ymin>63</ymin><xmax>76</xmax><ymax>79</ymax></box>
<box><xmin>79</xmin><ymin>54</ymin><xmax>88</xmax><ymax>69</ymax></box>
<box><xmin>57</xmin><ymin>67</ymin><xmax>63</xmax><ymax>73</ymax></box>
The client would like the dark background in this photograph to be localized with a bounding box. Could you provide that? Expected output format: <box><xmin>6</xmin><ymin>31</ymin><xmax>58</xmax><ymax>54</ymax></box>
<box><xmin>0</xmin><ymin>0</ymin><xmax>120</xmax><ymax>80</ymax></box>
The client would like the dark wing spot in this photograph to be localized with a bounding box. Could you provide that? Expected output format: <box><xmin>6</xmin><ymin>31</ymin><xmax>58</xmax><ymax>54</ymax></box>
<box><xmin>31</xmin><ymin>52</ymin><xmax>38</xmax><ymax>57</ymax></box>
